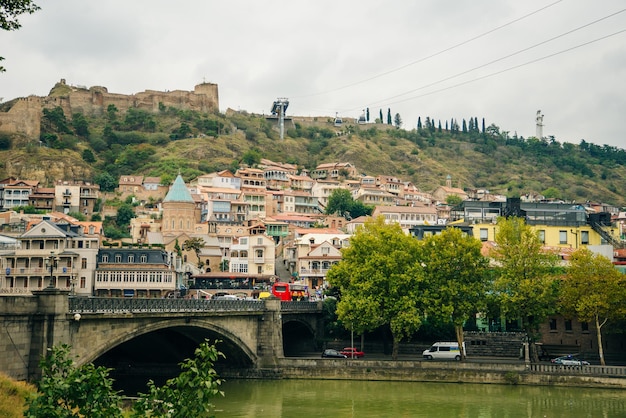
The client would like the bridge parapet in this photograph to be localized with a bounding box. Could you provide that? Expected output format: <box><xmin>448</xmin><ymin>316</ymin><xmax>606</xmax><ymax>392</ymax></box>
<box><xmin>69</xmin><ymin>297</ymin><xmax>265</xmax><ymax>313</ymax></box>
<box><xmin>280</xmin><ymin>301</ymin><xmax>323</xmax><ymax>312</ymax></box>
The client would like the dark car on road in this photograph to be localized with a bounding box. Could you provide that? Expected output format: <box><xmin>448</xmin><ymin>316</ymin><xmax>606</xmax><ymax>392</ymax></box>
<box><xmin>322</xmin><ymin>349</ymin><xmax>347</xmax><ymax>358</ymax></box>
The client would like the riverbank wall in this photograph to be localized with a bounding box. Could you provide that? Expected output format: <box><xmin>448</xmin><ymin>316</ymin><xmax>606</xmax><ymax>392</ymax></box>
<box><xmin>223</xmin><ymin>358</ymin><xmax>626</xmax><ymax>389</ymax></box>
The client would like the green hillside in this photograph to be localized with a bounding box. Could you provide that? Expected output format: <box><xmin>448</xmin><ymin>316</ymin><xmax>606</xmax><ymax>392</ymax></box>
<box><xmin>0</xmin><ymin>105</ymin><xmax>624</xmax><ymax>207</ymax></box>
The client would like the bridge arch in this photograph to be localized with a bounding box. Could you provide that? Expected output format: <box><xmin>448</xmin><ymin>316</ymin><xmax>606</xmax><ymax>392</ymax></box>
<box><xmin>281</xmin><ymin>316</ymin><xmax>319</xmax><ymax>356</ymax></box>
<box><xmin>77</xmin><ymin>317</ymin><xmax>258</xmax><ymax>368</ymax></box>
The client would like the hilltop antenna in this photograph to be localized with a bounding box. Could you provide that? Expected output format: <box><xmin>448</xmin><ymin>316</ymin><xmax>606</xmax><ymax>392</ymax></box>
<box><xmin>271</xmin><ymin>98</ymin><xmax>289</xmax><ymax>139</ymax></box>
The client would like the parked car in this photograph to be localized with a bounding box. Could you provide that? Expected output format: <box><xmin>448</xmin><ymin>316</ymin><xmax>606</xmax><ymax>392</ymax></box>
<box><xmin>551</xmin><ymin>355</ymin><xmax>590</xmax><ymax>366</ymax></box>
<box><xmin>423</xmin><ymin>342</ymin><xmax>464</xmax><ymax>360</ymax></box>
<box><xmin>322</xmin><ymin>349</ymin><xmax>347</xmax><ymax>359</ymax></box>
<box><xmin>340</xmin><ymin>347</ymin><xmax>365</xmax><ymax>358</ymax></box>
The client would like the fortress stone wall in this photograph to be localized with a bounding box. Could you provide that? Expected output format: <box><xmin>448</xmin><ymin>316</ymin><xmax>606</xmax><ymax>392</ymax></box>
<box><xmin>0</xmin><ymin>96</ymin><xmax>42</xmax><ymax>139</ymax></box>
<box><xmin>0</xmin><ymin>80</ymin><xmax>219</xmax><ymax>140</ymax></box>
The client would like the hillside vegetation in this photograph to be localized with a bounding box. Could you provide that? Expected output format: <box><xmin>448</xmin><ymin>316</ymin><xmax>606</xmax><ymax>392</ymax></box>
<box><xmin>0</xmin><ymin>103</ymin><xmax>624</xmax><ymax>207</ymax></box>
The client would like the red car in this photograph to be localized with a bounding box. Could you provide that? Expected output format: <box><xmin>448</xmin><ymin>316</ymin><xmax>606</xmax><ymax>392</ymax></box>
<box><xmin>340</xmin><ymin>347</ymin><xmax>365</xmax><ymax>358</ymax></box>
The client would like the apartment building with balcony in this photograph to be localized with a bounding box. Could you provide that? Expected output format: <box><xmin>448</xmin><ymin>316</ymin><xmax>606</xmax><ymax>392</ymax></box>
<box><xmin>29</xmin><ymin>187</ymin><xmax>55</xmax><ymax>212</ymax></box>
<box><xmin>0</xmin><ymin>179</ymin><xmax>38</xmax><ymax>210</ymax></box>
<box><xmin>54</xmin><ymin>180</ymin><xmax>100</xmax><ymax>216</ymax></box>
<box><xmin>372</xmin><ymin>204</ymin><xmax>438</xmax><ymax>231</ymax></box>
<box><xmin>0</xmin><ymin>218</ymin><xmax>99</xmax><ymax>296</ymax></box>
<box><xmin>229</xmin><ymin>234</ymin><xmax>275</xmax><ymax>276</ymax></box>
<box><xmin>191</xmin><ymin>170</ymin><xmax>241</xmax><ymax>190</ymax></box>
<box><xmin>285</xmin><ymin>231</ymin><xmax>350</xmax><ymax>290</ymax></box>
<box><xmin>353</xmin><ymin>186</ymin><xmax>396</xmax><ymax>206</ymax></box>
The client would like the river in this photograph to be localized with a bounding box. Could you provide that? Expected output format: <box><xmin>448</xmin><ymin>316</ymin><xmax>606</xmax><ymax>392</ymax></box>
<box><xmin>212</xmin><ymin>379</ymin><xmax>626</xmax><ymax>417</ymax></box>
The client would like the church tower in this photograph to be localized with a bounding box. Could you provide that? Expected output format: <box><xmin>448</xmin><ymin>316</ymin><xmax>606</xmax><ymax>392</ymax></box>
<box><xmin>161</xmin><ymin>174</ymin><xmax>198</xmax><ymax>235</ymax></box>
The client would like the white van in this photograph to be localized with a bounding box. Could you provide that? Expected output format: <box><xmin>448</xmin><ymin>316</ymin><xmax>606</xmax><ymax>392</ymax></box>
<box><xmin>422</xmin><ymin>342</ymin><xmax>465</xmax><ymax>360</ymax></box>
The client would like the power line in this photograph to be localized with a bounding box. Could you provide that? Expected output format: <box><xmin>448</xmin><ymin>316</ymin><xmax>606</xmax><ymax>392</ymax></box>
<box><xmin>359</xmin><ymin>8</ymin><xmax>626</xmax><ymax>110</ymax></box>
<box><xmin>365</xmin><ymin>29</ymin><xmax>626</xmax><ymax>111</ymax></box>
<box><xmin>291</xmin><ymin>0</ymin><xmax>565</xmax><ymax>99</ymax></box>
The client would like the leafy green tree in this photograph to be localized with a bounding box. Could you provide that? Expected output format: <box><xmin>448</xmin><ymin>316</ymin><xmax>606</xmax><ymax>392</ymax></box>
<box><xmin>418</xmin><ymin>228</ymin><xmax>490</xmax><ymax>360</ymax></box>
<box><xmin>393</xmin><ymin>113</ymin><xmax>402</xmax><ymax>129</ymax></box>
<box><xmin>350</xmin><ymin>200</ymin><xmax>373</xmax><ymax>218</ymax></box>
<box><xmin>242</xmin><ymin>148</ymin><xmax>262</xmax><ymax>167</ymax></box>
<box><xmin>0</xmin><ymin>133</ymin><xmax>12</xmax><ymax>149</ymax></box>
<box><xmin>94</xmin><ymin>172</ymin><xmax>117</xmax><ymax>192</ymax></box>
<box><xmin>71</xmin><ymin>113</ymin><xmax>90</xmax><ymax>137</ymax></box>
<box><xmin>116</xmin><ymin>203</ymin><xmax>136</xmax><ymax>227</ymax></box>
<box><xmin>42</xmin><ymin>107</ymin><xmax>72</xmax><ymax>136</ymax></box>
<box><xmin>0</xmin><ymin>0</ymin><xmax>40</xmax><ymax>72</ymax></box>
<box><xmin>67</xmin><ymin>211</ymin><xmax>86</xmax><ymax>221</ymax></box>
<box><xmin>559</xmin><ymin>249</ymin><xmax>626</xmax><ymax>365</ymax></box>
<box><xmin>25</xmin><ymin>344</ymin><xmax>123</xmax><ymax>418</ymax></box>
<box><xmin>131</xmin><ymin>339</ymin><xmax>224</xmax><ymax>418</ymax></box>
<box><xmin>183</xmin><ymin>237</ymin><xmax>206</xmax><ymax>268</ymax></box>
<box><xmin>325</xmin><ymin>188</ymin><xmax>353</xmax><ymax>217</ymax></box>
<box><xmin>445</xmin><ymin>195</ymin><xmax>463</xmax><ymax>206</ymax></box>
<box><xmin>82</xmin><ymin>148</ymin><xmax>96</xmax><ymax>163</ymax></box>
<box><xmin>491</xmin><ymin>217</ymin><xmax>560</xmax><ymax>362</ymax></box>
<box><xmin>326</xmin><ymin>216</ymin><xmax>425</xmax><ymax>360</ymax></box>
<box><xmin>541</xmin><ymin>187</ymin><xmax>561</xmax><ymax>200</ymax></box>
<box><xmin>106</xmin><ymin>104</ymin><xmax>118</xmax><ymax>121</ymax></box>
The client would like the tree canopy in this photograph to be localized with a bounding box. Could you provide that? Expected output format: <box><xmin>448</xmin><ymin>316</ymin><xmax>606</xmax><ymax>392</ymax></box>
<box><xmin>0</xmin><ymin>0</ymin><xmax>40</xmax><ymax>72</ymax></box>
<box><xmin>491</xmin><ymin>217</ymin><xmax>561</xmax><ymax>360</ymax></box>
<box><xmin>559</xmin><ymin>248</ymin><xmax>626</xmax><ymax>366</ymax></box>
<box><xmin>324</xmin><ymin>188</ymin><xmax>373</xmax><ymax>219</ymax></box>
<box><xmin>418</xmin><ymin>227</ymin><xmax>490</xmax><ymax>359</ymax></box>
<box><xmin>326</xmin><ymin>216</ymin><xmax>425</xmax><ymax>360</ymax></box>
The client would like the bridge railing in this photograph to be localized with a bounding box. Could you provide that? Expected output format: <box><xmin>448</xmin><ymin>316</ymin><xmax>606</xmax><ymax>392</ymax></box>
<box><xmin>280</xmin><ymin>301</ymin><xmax>322</xmax><ymax>312</ymax></box>
<box><xmin>69</xmin><ymin>297</ymin><xmax>265</xmax><ymax>313</ymax></box>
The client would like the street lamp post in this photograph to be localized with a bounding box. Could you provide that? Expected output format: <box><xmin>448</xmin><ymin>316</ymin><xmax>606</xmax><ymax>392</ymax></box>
<box><xmin>46</xmin><ymin>252</ymin><xmax>58</xmax><ymax>289</ymax></box>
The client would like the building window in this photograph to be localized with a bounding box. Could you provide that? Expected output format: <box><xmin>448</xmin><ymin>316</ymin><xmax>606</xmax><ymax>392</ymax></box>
<box><xmin>81</xmin><ymin>258</ymin><xmax>87</xmax><ymax>269</ymax></box>
<box><xmin>128</xmin><ymin>255</ymin><xmax>135</xmax><ymax>263</ymax></box>
<box><xmin>565</xmin><ymin>319</ymin><xmax>572</xmax><ymax>331</ymax></box>
<box><xmin>479</xmin><ymin>228</ymin><xmax>488</xmax><ymax>241</ymax></box>
<box><xmin>538</xmin><ymin>230</ymin><xmax>545</xmax><ymax>244</ymax></box>
<box><xmin>559</xmin><ymin>231</ymin><xmax>567</xmax><ymax>244</ymax></box>
<box><xmin>581</xmin><ymin>322</ymin><xmax>589</xmax><ymax>332</ymax></box>
<box><xmin>115</xmin><ymin>254</ymin><xmax>122</xmax><ymax>263</ymax></box>
<box><xmin>581</xmin><ymin>231</ymin><xmax>589</xmax><ymax>245</ymax></box>
<box><xmin>140</xmin><ymin>254</ymin><xmax>147</xmax><ymax>263</ymax></box>
<box><xmin>549</xmin><ymin>318</ymin><xmax>557</xmax><ymax>331</ymax></box>
<box><xmin>102</xmin><ymin>255</ymin><xmax>108</xmax><ymax>263</ymax></box>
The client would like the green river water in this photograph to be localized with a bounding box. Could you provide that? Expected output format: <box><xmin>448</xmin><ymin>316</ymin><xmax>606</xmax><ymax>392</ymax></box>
<box><xmin>211</xmin><ymin>379</ymin><xmax>626</xmax><ymax>418</ymax></box>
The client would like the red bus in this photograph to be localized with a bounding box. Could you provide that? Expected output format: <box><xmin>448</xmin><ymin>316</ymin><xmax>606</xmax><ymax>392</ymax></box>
<box><xmin>271</xmin><ymin>282</ymin><xmax>310</xmax><ymax>301</ymax></box>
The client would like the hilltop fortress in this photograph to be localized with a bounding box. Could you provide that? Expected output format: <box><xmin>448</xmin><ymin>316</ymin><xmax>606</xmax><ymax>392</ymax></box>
<box><xmin>0</xmin><ymin>79</ymin><xmax>219</xmax><ymax>139</ymax></box>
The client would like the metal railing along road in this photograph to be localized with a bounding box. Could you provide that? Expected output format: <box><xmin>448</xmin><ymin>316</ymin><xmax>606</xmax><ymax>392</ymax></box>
<box><xmin>529</xmin><ymin>362</ymin><xmax>626</xmax><ymax>377</ymax></box>
<box><xmin>69</xmin><ymin>297</ymin><xmax>265</xmax><ymax>314</ymax></box>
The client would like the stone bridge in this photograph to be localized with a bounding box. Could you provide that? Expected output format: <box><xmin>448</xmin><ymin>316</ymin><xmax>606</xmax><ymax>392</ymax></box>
<box><xmin>0</xmin><ymin>289</ymin><xmax>323</xmax><ymax>382</ymax></box>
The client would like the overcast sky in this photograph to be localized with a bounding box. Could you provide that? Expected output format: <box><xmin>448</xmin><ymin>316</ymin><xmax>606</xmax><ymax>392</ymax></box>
<box><xmin>1</xmin><ymin>0</ymin><xmax>625</xmax><ymax>149</ymax></box>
